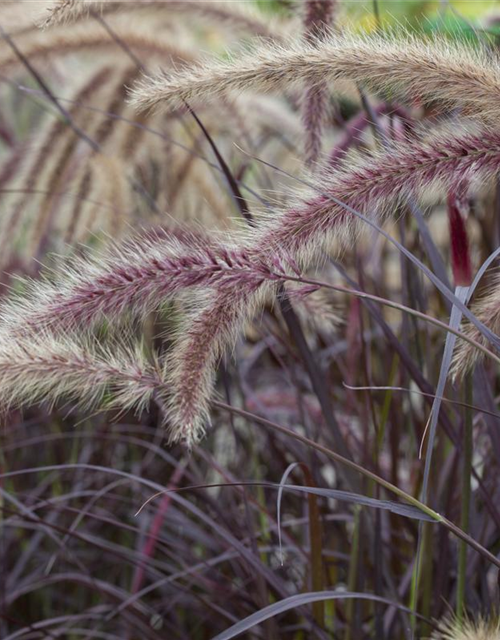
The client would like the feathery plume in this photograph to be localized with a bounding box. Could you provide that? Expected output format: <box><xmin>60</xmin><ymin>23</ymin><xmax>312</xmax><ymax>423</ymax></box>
<box><xmin>301</xmin><ymin>0</ymin><xmax>337</xmax><ymax>165</ymax></box>
<box><xmin>450</xmin><ymin>273</ymin><xmax>500</xmax><ymax>379</ymax></box>
<box><xmin>251</xmin><ymin>122</ymin><xmax>500</xmax><ymax>261</ymax></box>
<box><xmin>165</xmin><ymin>285</ymin><xmax>272</xmax><ymax>444</ymax></box>
<box><xmin>432</xmin><ymin>615</ymin><xmax>500</xmax><ymax>640</ymax></box>
<box><xmin>17</xmin><ymin>66</ymin><xmax>141</xmax><ymax>262</ymax></box>
<box><xmin>0</xmin><ymin>330</ymin><xmax>166</xmax><ymax>416</ymax></box>
<box><xmin>165</xmin><ymin>267</ymin><xmax>336</xmax><ymax>442</ymax></box>
<box><xmin>41</xmin><ymin>0</ymin><xmax>88</xmax><ymax>27</ymax></box>
<box><xmin>303</xmin><ymin>0</ymin><xmax>337</xmax><ymax>42</ymax></box>
<box><xmin>302</xmin><ymin>83</ymin><xmax>330</xmax><ymax>167</ymax></box>
<box><xmin>22</xmin><ymin>64</ymin><xmax>138</xmax><ymax>261</ymax></box>
<box><xmin>129</xmin><ymin>32</ymin><xmax>500</xmax><ymax>123</ymax></box>
<box><xmin>167</xmin><ymin>121</ymin><xmax>500</xmax><ymax>442</ymax></box>
<box><xmin>285</xmin><ymin>283</ymin><xmax>342</xmax><ymax>335</ymax></box>
<box><xmin>81</xmin><ymin>155</ymin><xmax>130</xmax><ymax>240</ymax></box>
<box><xmin>0</xmin><ymin>227</ymin><xmax>290</xmax><ymax>335</ymax></box>
<box><xmin>172</xmin><ymin>274</ymin><xmax>341</xmax><ymax>444</ymax></box>
<box><xmin>27</xmin><ymin>126</ymin><xmax>93</xmax><ymax>262</ymax></box>
<box><xmin>41</xmin><ymin>0</ymin><xmax>286</xmax><ymax>39</ymax></box>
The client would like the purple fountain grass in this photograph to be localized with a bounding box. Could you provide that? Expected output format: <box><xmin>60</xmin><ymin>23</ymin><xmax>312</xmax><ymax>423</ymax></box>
<box><xmin>129</xmin><ymin>32</ymin><xmax>500</xmax><ymax>124</ymax></box>
<box><xmin>301</xmin><ymin>0</ymin><xmax>337</xmax><ymax>166</ymax></box>
<box><xmin>5</xmin><ymin>6</ymin><xmax>500</xmax><ymax>634</ymax></box>
<box><xmin>5</xmin><ymin>119</ymin><xmax>500</xmax><ymax>443</ymax></box>
<box><xmin>164</xmin><ymin>285</ymin><xmax>271</xmax><ymax>445</ymax></box>
<box><xmin>165</xmin><ymin>121</ymin><xmax>500</xmax><ymax>443</ymax></box>
<box><xmin>0</xmin><ymin>330</ymin><xmax>166</xmax><ymax>415</ymax></box>
<box><xmin>252</xmin><ymin>122</ymin><xmax>500</xmax><ymax>261</ymax></box>
<box><xmin>1</xmin><ymin>226</ymin><xmax>293</xmax><ymax>336</ymax></box>
<box><xmin>302</xmin><ymin>84</ymin><xmax>329</xmax><ymax>166</ymax></box>
<box><xmin>303</xmin><ymin>0</ymin><xmax>337</xmax><ymax>42</ymax></box>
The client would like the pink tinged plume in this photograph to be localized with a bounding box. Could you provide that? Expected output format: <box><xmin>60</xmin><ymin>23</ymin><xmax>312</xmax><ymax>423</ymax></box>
<box><xmin>167</xmin><ymin>122</ymin><xmax>500</xmax><ymax>444</ymax></box>
<box><xmin>1</xmin><ymin>227</ymin><xmax>293</xmax><ymax>336</ymax></box>
<box><xmin>301</xmin><ymin>0</ymin><xmax>337</xmax><ymax>166</ymax></box>
<box><xmin>303</xmin><ymin>85</ymin><xmax>329</xmax><ymax>167</ymax></box>
<box><xmin>447</xmin><ymin>186</ymin><xmax>473</xmax><ymax>287</ymax></box>
<box><xmin>303</xmin><ymin>0</ymin><xmax>337</xmax><ymax>42</ymax></box>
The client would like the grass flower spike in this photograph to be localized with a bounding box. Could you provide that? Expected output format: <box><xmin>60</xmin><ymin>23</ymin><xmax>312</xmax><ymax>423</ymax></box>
<box><xmin>130</xmin><ymin>32</ymin><xmax>500</xmax><ymax>123</ymax></box>
<box><xmin>301</xmin><ymin>0</ymin><xmax>338</xmax><ymax>165</ymax></box>
<box><xmin>0</xmin><ymin>331</ymin><xmax>166</xmax><ymax>417</ymax></box>
<box><xmin>1</xmin><ymin>226</ymin><xmax>291</xmax><ymax>335</ymax></box>
<box><xmin>451</xmin><ymin>274</ymin><xmax>500</xmax><ymax>379</ymax></box>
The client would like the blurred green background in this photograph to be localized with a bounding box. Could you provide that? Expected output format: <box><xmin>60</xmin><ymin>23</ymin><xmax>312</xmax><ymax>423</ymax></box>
<box><xmin>260</xmin><ymin>0</ymin><xmax>500</xmax><ymax>41</ymax></box>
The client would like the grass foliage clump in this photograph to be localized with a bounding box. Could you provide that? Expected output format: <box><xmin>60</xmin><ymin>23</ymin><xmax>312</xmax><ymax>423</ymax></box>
<box><xmin>2</xmin><ymin>0</ymin><xmax>500</xmax><ymax>638</ymax></box>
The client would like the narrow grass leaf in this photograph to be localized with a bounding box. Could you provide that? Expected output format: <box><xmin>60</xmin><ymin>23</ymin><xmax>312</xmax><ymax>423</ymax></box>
<box><xmin>212</xmin><ymin>591</ymin><xmax>432</xmax><ymax>640</ymax></box>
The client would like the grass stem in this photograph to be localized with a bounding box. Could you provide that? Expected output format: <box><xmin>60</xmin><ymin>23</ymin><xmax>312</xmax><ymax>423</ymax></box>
<box><xmin>456</xmin><ymin>373</ymin><xmax>474</xmax><ymax>624</ymax></box>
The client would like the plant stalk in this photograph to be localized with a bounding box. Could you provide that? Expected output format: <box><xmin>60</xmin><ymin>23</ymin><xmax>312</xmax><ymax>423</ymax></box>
<box><xmin>457</xmin><ymin>373</ymin><xmax>473</xmax><ymax>624</ymax></box>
